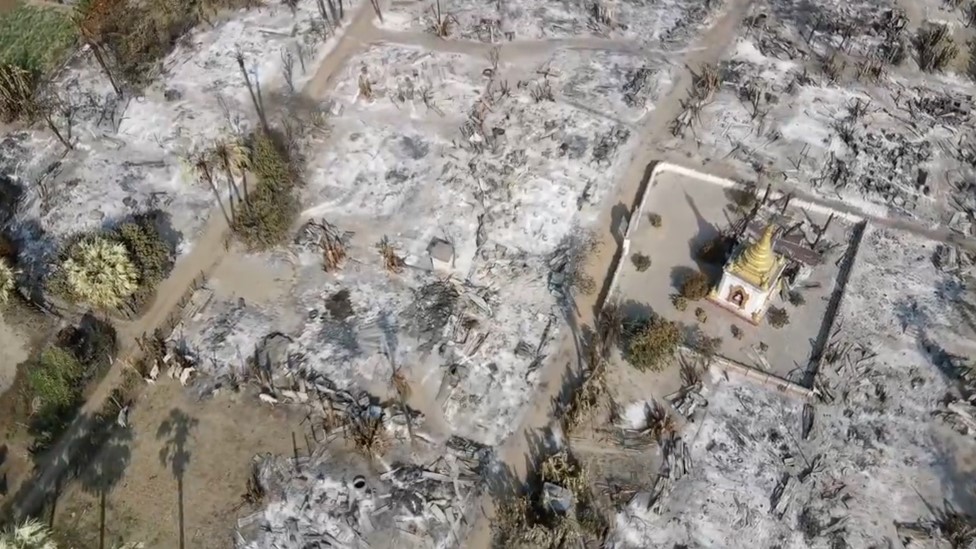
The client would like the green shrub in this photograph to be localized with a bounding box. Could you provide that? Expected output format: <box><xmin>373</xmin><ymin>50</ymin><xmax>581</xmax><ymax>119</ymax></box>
<box><xmin>647</xmin><ymin>212</ymin><xmax>662</xmax><ymax>227</ymax></box>
<box><xmin>251</xmin><ymin>133</ymin><xmax>295</xmax><ymax>187</ymax></box>
<box><xmin>680</xmin><ymin>270</ymin><xmax>711</xmax><ymax>301</ymax></box>
<box><xmin>767</xmin><ymin>306</ymin><xmax>790</xmax><ymax>328</ymax></box>
<box><xmin>115</xmin><ymin>214</ymin><xmax>174</xmax><ymax>288</ymax></box>
<box><xmin>672</xmin><ymin>295</ymin><xmax>688</xmax><ymax>311</ymax></box>
<box><xmin>625</xmin><ymin>316</ymin><xmax>681</xmax><ymax>372</ymax></box>
<box><xmin>632</xmin><ymin>253</ymin><xmax>651</xmax><ymax>272</ymax></box>
<box><xmin>233</xmin><ymin>179</ymin><xmax>300</xmax><ymax>248</ymax></box>
<box><xmin>695</xmin><ymin>306</ymin><xmax>708</xmax><ymax>323</ymax></box>
<box><xmin>26</xmin><ymin>346</ymin><xmax>83</xmax><ymax>411</ymax></box>
<box><xmin>233</xmin><ymin>132</ymin><xmax>301</xmax><ymax>249</ymax></box>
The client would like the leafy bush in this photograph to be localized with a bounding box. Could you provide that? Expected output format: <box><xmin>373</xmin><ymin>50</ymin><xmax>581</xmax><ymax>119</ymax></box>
<box><xmin>58</xmin><ymin>235</ymin><xmax>139</xmax><ymax>308</ymax></box>
<box><xmin>631</xmin><ymin>252</ymin><xmax>651</xmax><ymax>272</ymax></box>
<box><xmin>232</xmin><ymin>133</ymin><xmax>301</xmax><ymax>249</ymax></box>
<box><xmin>625</xmin><ymin>316</ymin><xmax>681</xmax><ymax>372</ymax></box>
<box><xmin>0</xmin><ymin>256</ymin><xmax>15</xmax><ymax>303</ymax></box>
<box><xmin>646</xmin><ymin>212</ymin><xmax>662</xmax><ymax>227</ymax></box>
<box><xmin>114</xmin><ymin>213</ymin><xmax>174</xmax><ymax>288</ymax></box>
<box><xmin>672</xmin><ymin>295</ymin><xmax>688</xmax><ymax>311</ymax></box>
<box><xmin>26</xmin><ymin>346</ymin><xmax>83</xmax><ymax>412</ymax></box>
<box><xmin>767</xmin><ymin>306</ymin><xmax>790</xmax><ymax>328</ymax></box>
<box><xmin>680</xmin><ymin>270</ymin><xmax>711</xmax><ymax>301</ymax></box>
<box><xmin>695</xmin><ymin>306</ymin><xmax>708</xmax><ymax>323</ymax></box>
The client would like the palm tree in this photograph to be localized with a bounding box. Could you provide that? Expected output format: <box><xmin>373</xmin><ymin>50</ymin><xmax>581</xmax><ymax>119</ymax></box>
<box><xmin>185</xmin><ymin>151</ymin><xmax>231</xmax><ymax>225</ymax></box>
<box><xmin>0</xmin><ymin>257</ymin><xmax>16</xmax><ymax>304</ymax></box>
<box><xmin>61</xmin><ymin>236</ymin><xmax>139</xmax><ymax>309</ymax></box>
<box><xmin>0</xmin><ymin>519</ymin><xmax>57</xmax><ymax>549</ymax></box>
<box><xmin>212</xmin><ymin>140</ymin><xmax>249</xmax><ymax>206</ymax></box>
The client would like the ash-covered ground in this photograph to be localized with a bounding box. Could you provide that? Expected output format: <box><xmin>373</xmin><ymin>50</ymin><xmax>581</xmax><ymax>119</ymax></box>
<box><xmin>610</xmin><ymin>225</ymin><xmax>976</xmax><ymax>548</ymax></box>
<box><xmin>381</xmin><ymin>0</ymin><xmax>721</xmax><ymax>49</ymax></box>
<box><xmin>0</xmin><ymin>0</ymin><xmax>356</xmax><ymax>285</ymax></box>
<box><xmin>175</xmin><ymin>38</ymin><xmax>678</xmax><ymax>447</ymax></box>
<box><xmin>666</xmin><ymin>0</ymin><xmax>976</xmax><ymax>229</ymax></box>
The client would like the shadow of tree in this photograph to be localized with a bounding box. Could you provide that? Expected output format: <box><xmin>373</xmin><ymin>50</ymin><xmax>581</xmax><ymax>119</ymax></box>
<box><xmin>72</xmin><ymin>403</ymin><xmax>133</xmax><ymax>549</ymax></box>
<box><xmin>157</xmin><ymin>408</ymin><xmax>198</xmax><ymax>549</ymax></box>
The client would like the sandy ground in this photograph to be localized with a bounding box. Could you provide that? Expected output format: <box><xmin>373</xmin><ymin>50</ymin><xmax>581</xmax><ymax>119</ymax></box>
<box><xmin>53</xmin><ymin>380</ymin><xmax>303</xmax><ymax>548</ymax></box>
<box><xmin>0</xmin><ymin>315</ymin><xmax>28</xmax><ymax>395</ymax></box>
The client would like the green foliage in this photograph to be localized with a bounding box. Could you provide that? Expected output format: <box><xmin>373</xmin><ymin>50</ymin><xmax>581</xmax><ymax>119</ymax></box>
<box><xmin>680</xmin><ymin>270</ymin><xmax>711</xmax><ymax>301</ymax></box>
<box><xmin>625</xmin><ymin>315</ymin><xmax>681</xmax><ymax>372</ymax></box>
<box><xmin>694</xmin><ymin>306</ymin><xmax>708</xmax><ymax>323</ymax></box>
<box><xmin>59</xmin><ymin>235</ymin><xmax>139</xmax><ymax>308</ymax></box>
<box><xmin>114</xmin><ymin>215</ymin><xmax>174</xmax><ymax>289</ymax></box>
<box><xmin>26</xmin><ymin>346</ymin><xmax>83</xmax><ymax>411</ymax></box>
<box><xmin>232</xmin><ymin>178</ymin><xmax>300</xmax><ymax>248</ymax></box>
<box><xmin>251</xmin><ymin>132</ymin><xmax>294</xmax><ymax>187</ymax></box>
<box><xmin>672</xmin><ymin>295</ymin><xmax>688</xmax><ymax>311</ymax></box>
<box><xmin>767</xmin><ymin>306</ymin><xmax>790</xmax><ymax>328</ymax></box>
<box><xmin>0</xmin><ymin>256</ymin><xmax>15</xmax><ymax>303</ymax></box>
<box><xmin>631</xmin><ymin>252</ymin><xmax>651</xmax><ymax>272</ymax></box>
<box><xmin>233</xmin><ymin>132</ymin><xmax>301</xmax><ymax>249</ymax></box>
<box><xmin>0</xmin><ymin>3</ymin><xmax>76</xmax><ymax>72</ymax></box>
<box><xmin>646</xmin><ymin>212</ymin><xmax>662</xmax><ymax>227</ymax></box>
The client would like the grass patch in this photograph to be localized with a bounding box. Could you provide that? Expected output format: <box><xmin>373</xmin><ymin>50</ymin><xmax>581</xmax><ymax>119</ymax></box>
<box><xmin>0</xmin><ymin>3</ymin><xmax>76</xmax><ymax>120</ymax></box>
<box><xmin>24</xmin><ymin>314</ymin><xmax>117</xmax><ymax>453</ymax></box>
<box><xmin>231</xmin><ymin>132</ymin><xmax>301</xmax><ymax>249</ymax></box>
<box><xmin>0</xmin><ymin>3</ymin><xmax>76</xmax><ymax>72</ymax></box>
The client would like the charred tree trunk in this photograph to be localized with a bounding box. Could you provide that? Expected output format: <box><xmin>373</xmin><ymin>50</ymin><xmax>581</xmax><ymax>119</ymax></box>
<box><xmin>200</xmin><ymin>163</ymin><xmax>232</xmax><ymax>225</ymax></box>
<box><xmin>236</xmin><ymin>54</ymin><xmax>270</xmax><ymax>135</ymax></box>
<box><xmin>89</xmin><ymin>41</ymin><xmax>122</xmax><ymax>97</ymax></box>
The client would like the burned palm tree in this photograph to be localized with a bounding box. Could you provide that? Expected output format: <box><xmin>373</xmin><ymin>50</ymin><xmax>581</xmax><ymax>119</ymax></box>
<box><xmin>185</xmin><ymin>151</ymin><xmax>231</xmax><ymax>225</ymax></box>
<box><xmin>213</xmin><ymin>139</ymin><xmax>247</xmax><ymax>207</ymax></box>
<box><xmin>318</xmin><ymin>220</ymin><xmax>347</xmax><ymax>271</ymax></box>
<box><xmin>377</xmin><ymin>236</ymin><xmax>405</xmax><ymax>273</ymax></box>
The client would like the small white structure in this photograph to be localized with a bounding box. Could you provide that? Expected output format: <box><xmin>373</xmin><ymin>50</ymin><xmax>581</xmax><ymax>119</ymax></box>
<box><xmin>709</xmin><ymin>224</ymin><xmax>786</xmax><ymax>324</ymax></box>
<box><xmin>427</xmin><ymin>238</ymin><xmax>455</xmax><ymax>272</ymax></box>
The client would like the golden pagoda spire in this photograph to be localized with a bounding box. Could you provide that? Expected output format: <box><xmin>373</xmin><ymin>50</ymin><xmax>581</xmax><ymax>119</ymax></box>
<box><xmin>730</xmin><ymin>223</ymin><xmax>779</xmax><ymax>288</ymax></box>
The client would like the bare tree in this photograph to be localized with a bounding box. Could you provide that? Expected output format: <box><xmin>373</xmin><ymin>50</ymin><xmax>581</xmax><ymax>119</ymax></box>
<box><xmin>369</xmin><ymin>0</ymin><xmax>384</xmax><ymax>23</ymax></box>
<box><xmin>72</xmin><ymin>0</ymin><xmax>123</xmax><ymax>97</ymax></box>
<box><xmin>235</xmin><ymin>50</ymin><xmax>270</xmax><ymax>134</ymax></box>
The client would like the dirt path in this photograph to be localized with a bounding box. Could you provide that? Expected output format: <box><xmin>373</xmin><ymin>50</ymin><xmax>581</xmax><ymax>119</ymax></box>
<box><xmin>6</xmin><ymin>2</ymin><xmax>375</xmax><ymax>520</ymax></box>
